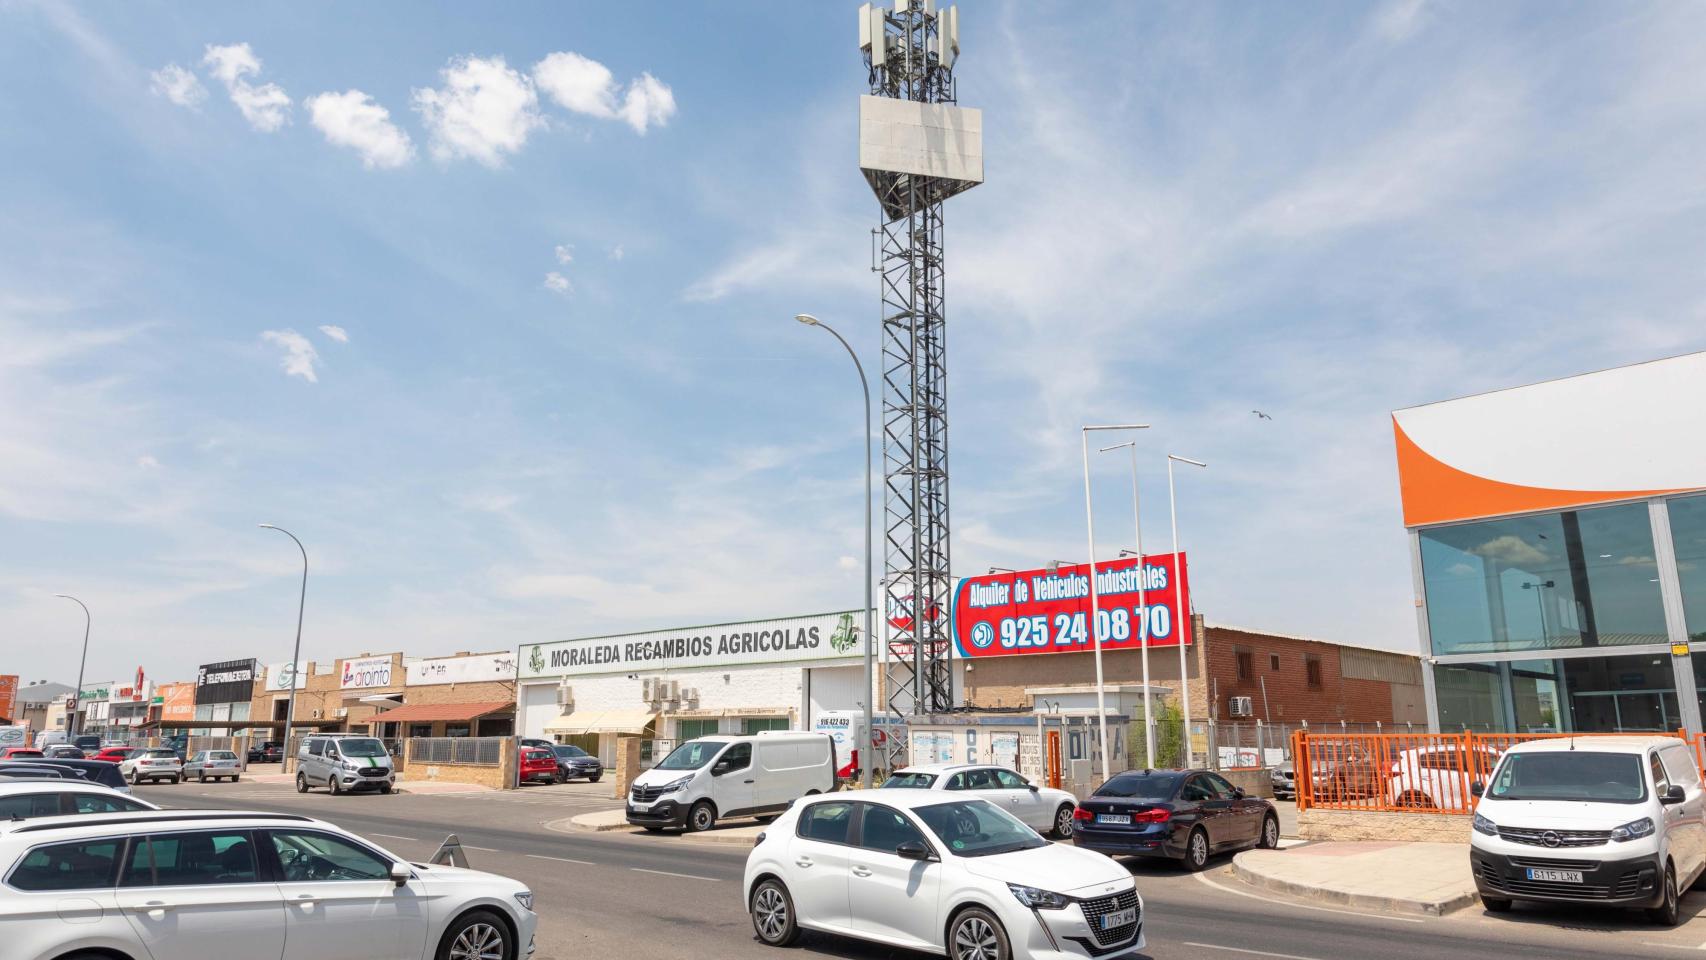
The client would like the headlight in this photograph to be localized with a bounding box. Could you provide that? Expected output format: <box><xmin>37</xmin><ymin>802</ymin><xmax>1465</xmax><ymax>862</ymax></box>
<box><xmin>656</xmin><ymin>775</ymin><xmax>694</xmax><ymax>794</ymax></box>
<box><xmin>1007</xmin><ymin>883</ymin><xmax>1071</xmax><ymax>910</ymax></box>
<box><xmin>1611</xmin><ymin>817</ymin><xmax>1655</xmax><ymax>842</ymax></box>
<box><xmin>1472</xmin><ymin>813</ymin><xmax>1498</xmax><ymax>836</ymax></box>
<box><xmin>514</xmin><ymin>890</ymin><xmax>534</xmax><ymax>911</ymax></box>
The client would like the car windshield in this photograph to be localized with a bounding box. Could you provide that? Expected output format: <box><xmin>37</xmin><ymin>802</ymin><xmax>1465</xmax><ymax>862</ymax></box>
<box><xmin>882</xmin><ymin>772</ymin><xmax>938</xmax><ymax>789</ymax></box>
<box><xmin>553</xmin><ymin>746</ymin><xmax>588</xmax><ymax>758</ymax></box>
<box><xmin>914</xmin><ymin>799</ymin><xmax>1048</xmax><ymax>857</ymax></box>
<box><xmin>657</xmin><ymin>740</ymin><xmax>727</xmax><ymax>770</ymax></box>
<box><xmin>1095</xmin><ymin>772</ymin><xmax>1182</xmax><ymax>799</ymax></box>
<box><xmin>337</xmin><ymin>739</ymin><xmax>387</xmax><ymax>758</ymax></box>
<box><xmin>1488</xmin><ymin>751</ymin><xmax>1647</xmax><ymax>803</ymax></box>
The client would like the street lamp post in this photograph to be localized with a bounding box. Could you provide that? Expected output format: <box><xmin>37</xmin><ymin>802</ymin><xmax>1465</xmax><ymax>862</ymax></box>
<box><xmin>53</xmin><ymin>594</ymin><xmax>91</xmax><ymax>738</ymax></box>
<box><xmin>260</xmin><ymin>524</ymin><xmax>308</xmax><ymax>773</ymax></box>
<box><xmin>1081</xmin><ymin>423</ymin><xmax>1149</xmax><ymax>782</ymax></box>
<box><xmin>1099</xmin><ymin>440</ymin><xmax>1154</xmax><ymax>768</ymax></box>
<box><xmin>1167</xmin><ymin>454</ymin><xmax>1207</xmax><ymax>766</ymax></box>
<box><xmin>795</xmin><ymin>314</ymin><xmax>876</xmax><ymax>788</ymax></box>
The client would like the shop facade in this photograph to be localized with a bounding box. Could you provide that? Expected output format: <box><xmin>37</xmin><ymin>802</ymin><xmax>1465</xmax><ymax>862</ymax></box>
<box><xmin>516</xmin><ymin>611</ymin><xmax>869</xmax><ymax>764</ymax></box>
<box><xmin>371</xmin><ymin>651</ymin><xmax>517</xmax><ymax>739</ymax></box>
<box><xmin>1394</xmin><ymin>351</ymin><xmax>1706</xmax><ymax>734</ymax></box>
<box><xmin>194</xmin><ymin>658</ymin><xmax>256</xmax><ymax>735</ymax></box>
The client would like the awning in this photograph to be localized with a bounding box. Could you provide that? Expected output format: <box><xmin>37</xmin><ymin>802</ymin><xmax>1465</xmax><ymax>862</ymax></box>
<box><xmin>544</xmin><ymin>709</ymin><xmax>656</xmax><ymax>736</ymax></box>
<box><xmin>371</xmin><ymin>701</ymin><xmax>513</xmax><ymax>725</ymax></box>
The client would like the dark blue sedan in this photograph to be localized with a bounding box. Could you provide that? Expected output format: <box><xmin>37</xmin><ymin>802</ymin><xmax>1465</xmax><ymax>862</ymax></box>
<box><xmin>1072</xmin><ymin>769</ymin><xmax>1280</xmax><ymax>870</ymax></box>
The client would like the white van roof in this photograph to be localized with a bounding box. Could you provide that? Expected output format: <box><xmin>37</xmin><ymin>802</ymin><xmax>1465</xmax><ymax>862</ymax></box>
<box><xmin>1506</xmin><ymin>736</ymin><xmax>1682</xmax><ymax>755</ymax></box>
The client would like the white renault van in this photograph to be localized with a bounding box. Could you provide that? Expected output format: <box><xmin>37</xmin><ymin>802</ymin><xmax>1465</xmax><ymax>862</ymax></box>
<box><xmin>1470</xmin><ymin>735</ymin><xmax>1706</xmax><ymax>925</ymax></box>
<box><xmin>626</xmin><ymin>731</ymin><xmax>836</xmax><ymax>832</ymax></box>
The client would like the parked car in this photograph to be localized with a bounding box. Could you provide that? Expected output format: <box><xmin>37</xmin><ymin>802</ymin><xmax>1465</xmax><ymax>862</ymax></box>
<box><xmin>90</xmin><ymin>747</ymin><xmax>134</xmax><ymax>764</ymax></box>
<box><xmin>247</xmin><ymin>740</ymin><xmax>283</xmax><ymax>763</ymax></box>
<box><xmin>41</xmin><ymin>745</ymin><xmax>85</xmax><ymax>760</ymax></box>
<box><xmin>0</xmin><ymin>809</ymin><xmax>537</xmax><ymax>960</ymax></box>
<box><xmin>0</xmin><ymin>759</ymin><xmax>132</xmax><ymax>794</ymax></box>
<box><xmin>0</xmin><ymin>748</ymin><xmax>44</xmax><ymax>761</ymax></box>
<box><xmin>519</xmin><ymin>737</ymin><xmax>555</xmax><ymax>751</ymax></box>
<box><xmin>118</xmin><ymin>748</ymin><xmax>183</xmax><ymax>785</ymax></box>
<box><xmin>1470</xmin><ymin>735</ymin><xmax>1705</xmax><ymax>925</ymax></box>
<box><xmin>1301</xmin><ymin>740</ymin><xmax>1380</xmax><ymax>800</ymax></box>
<box><xmin>519</xmin><ymin>747</ymin><xmax>558</xmax><ymax>785</ymax></box>
<box><xmin>628</xmin><ymin>732</ymin><xmax>836</xmax><ymax>833</ymax></box>
<box><xmin>296</xmin><ymin>734</ymin><xmax>396</xmax><ymax>794</ymax></box>
<box><xmin>745</xmin><ymin>789</ymin><xmax>1144</xmax><ymax>957</ymax></box>
<box><xmin>185</xmin><ymin>749</ymin><xmax>243</xmax><ymax>783</ymax></box>
<box><xmin>882</xmin><ymin>763</ymin><xmax>1079</xmax><ymax>838</ymax></box>
<box><xmin>1388</xmin><ymin>743</ymin><xmax>1502</xmax><ymax>810</ymax></box>
<box><xmin>1271</xmin><ymin>762</ymin><xmax>1296</xmax><ymax>800</ymax></box>
<box><xmin>551</xmin><ymin>744</ymin><xmax>604</xmax><ymax>783</ymax></box>
<box><xmin>31</xmin><ymin>732</ymin><xmax>67</xmax><ymax>750</ymax></box>
<box><xmin>71</xmin><ymin>735</ymin><xmax>101</xmax><ymax>756</ymax></box>
<box><xmin>0</xmin><ymin>781</ymin><xmax>158</xmax><ymax>822</ymax></box>
<box><xmin>1072</xmin><ymin>768</ymin><xmax>1281</xmax><ymax>870</ymax></box>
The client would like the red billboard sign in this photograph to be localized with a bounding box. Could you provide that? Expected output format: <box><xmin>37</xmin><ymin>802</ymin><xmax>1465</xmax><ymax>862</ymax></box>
<box><xmin>0</xmin><ymin>675</ymin><xmax>17</xmax><ymax>722</ymax></box>
<box><xmin>951</xmin><ymin>553</ymin><xmax>1191</xmax><ymax>659</ymax></box>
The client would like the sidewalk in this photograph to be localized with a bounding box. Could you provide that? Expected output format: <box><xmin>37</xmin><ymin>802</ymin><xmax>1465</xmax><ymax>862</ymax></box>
<box><xmin>554</xmin><ymin>809</ymin><xmax>764</xmax><ymax>846</ymax></box>
<box><xmin>1233</xmin><ymin>841</ymin><xmax>1478</xmax><ymax>916</ymax></box>
<box><xmin>237</xmin><ymin>770</ymin><xmax>492</xmax><ymax>794</ymax></box>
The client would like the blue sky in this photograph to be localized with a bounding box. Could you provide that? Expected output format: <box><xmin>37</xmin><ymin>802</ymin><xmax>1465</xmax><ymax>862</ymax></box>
<box><xmin>4</xmin><ymin>1</ymin><xmax>1705</xmax><ymax>686</ymax></box>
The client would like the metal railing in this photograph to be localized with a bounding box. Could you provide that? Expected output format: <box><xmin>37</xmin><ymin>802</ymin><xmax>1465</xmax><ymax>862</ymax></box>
<box><xmin>1294</xmin><ymin>729</ymin><xmax>1691</xmax><ymax>815</ymax></box>
<box><xmin>406</xmin><ymin>737</ymin><xmax>504</xmax><ymax>766</ymax></box>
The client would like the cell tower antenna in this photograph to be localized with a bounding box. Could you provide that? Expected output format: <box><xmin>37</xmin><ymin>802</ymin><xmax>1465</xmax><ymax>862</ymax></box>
<box><xmin>857</xmin><ymin>1</ymin><xmax>983</xmax><ymax>769</ymax></box>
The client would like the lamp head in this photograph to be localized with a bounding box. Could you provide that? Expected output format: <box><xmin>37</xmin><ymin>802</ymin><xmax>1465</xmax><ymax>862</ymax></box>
<box><xmin>794</xmin><ymin>313</ymin><xmax>820</xmax><ymax>326</ymax></box>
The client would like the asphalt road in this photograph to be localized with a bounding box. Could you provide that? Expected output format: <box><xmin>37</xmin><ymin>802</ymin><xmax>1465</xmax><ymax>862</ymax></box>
<box><xmin>149</xmin><ymin>778</ymin><xmax>1706</xmax><ymax>960</ymax></box>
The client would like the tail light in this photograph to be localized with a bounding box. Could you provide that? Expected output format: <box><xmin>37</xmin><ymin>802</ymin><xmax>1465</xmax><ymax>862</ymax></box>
<box><xmin>1134</xmin><ymin>808</ymin><xmax>1171</xmax><ymax>824</ymax></box>
<box><xmin>1072</xmin><ymin>808</ymin><xmax>1093</xmax><ymax>821</ymax></box>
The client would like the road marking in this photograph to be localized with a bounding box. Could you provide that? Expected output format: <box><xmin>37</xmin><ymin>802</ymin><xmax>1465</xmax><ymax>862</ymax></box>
<box><xmin>461</xmin><ymin>845</ymin><xmax>499</xmax><ymax>852</ymax></box>
<box><xmin>372</xmin><ymin>834</ymin><xmax>418</xmax><ymax>842</ymax></box>
<box><xmin>1184</xmin><ymin>943</ymin><xmax>1326</xmax><ymax>960</ymax></box>
<box><xmin>1190</xmin><ymin>870</ymin><xmax>1426</xmax><ymax>924</ymax></box>
<box><xmin>527</xmin><ymin>854</ymin><xmax>595</xmax><ymax>866</ymax></box>
<box><xmin>631</xmin><ymin>868</ymin><xmax>721</xmax><ymax>882</ymax></box>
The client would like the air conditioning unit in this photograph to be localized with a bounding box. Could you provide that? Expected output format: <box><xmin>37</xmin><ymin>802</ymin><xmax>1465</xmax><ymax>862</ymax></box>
<box><xmin>555</xmin><ymin>684</ymin><xmax>574</xmax><ymax>707</ymax></box>
<box><xmin>682</xmin><ymin>687</ymin><xmax>700</xmax><ymax>707</ymax></box>
<box><xmin>641</xmin><ymin>678</ymin><xmax>656</xmax><ymax>702</ymax></box>
<box><xmin>310</xmin><ymin>710</ymin><xmax>322</xmax><ymax>719</ymax></box>
<box><xmin>335</xmin><ymin>708</ymin><xmax>348</xmax><ymax>718</ymax></box>
<box><xmin>666</xmin><ymin>680</ymin><xmax>681</xmax><ymax>701</ymax></box>
<box><xmin>1229</xmin><ymin>696</ymin><xmax>1254</xmax><ymax>718</ymax></box>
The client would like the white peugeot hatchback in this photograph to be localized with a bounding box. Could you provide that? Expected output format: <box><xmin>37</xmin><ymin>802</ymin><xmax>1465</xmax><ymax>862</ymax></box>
<box><xmin>0</xmin><ymin>809</ymin><xmax>537</xmax><ymax>960</ymax></box>
<box><xmin>744</xmin><ymin>788</ymin><xmax>1144</xmax><ymax>960</ymax></box>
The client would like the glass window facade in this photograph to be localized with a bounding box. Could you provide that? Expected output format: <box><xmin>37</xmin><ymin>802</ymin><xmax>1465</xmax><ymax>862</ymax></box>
<box><xmin>1672</xmin><ymin>495</ymin><xmax>1706</xmax><ymax>641</ymax></box>
<box><xmin>1434</xmin><ymin>652</ymin><xmax>1679</xmax><ymax>734</ymax></box>
<box><xmin>1420</xmin><ymin>502</ymin><xmax>1667</xmax><ymax>656</ymax></box>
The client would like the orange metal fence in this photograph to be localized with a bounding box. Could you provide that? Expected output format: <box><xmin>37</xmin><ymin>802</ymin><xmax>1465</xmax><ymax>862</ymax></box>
<box><xmin>1293</xmin><ymin>730</ymin><xmax>1693</xmax><ymax>815</ymax></box>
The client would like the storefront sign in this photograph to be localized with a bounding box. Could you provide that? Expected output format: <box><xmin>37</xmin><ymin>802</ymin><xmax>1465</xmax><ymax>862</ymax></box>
<box><xmin>0</xmin><ymin>675</ymin><xmax>17</xmax><ymax>722</ymax></box>
<box><xmin>157</xmin><ymin>682</ymin><xmax>197</xmax><ymax>723</ymax></box>
<box><xmin>340</xmin><ymin>655</ymin><xmax>395</xmax><ymax>690</ymax></box>
<box><xmin>263</xmin><ymin>661</ymin><xmax>308</xmax><ymax>692</ymax></box>
<box><xmin>195</xmin><ymin>659</ymin><xmax>257</xmax><ymax>704</ymax></box>
<box><xmin>520</xmin><ymin>611</ymin><xmax>865</xmax><ymax>679</ymax></box>
<box><xmin>951</xmin><ymin>553</ymin><xmax>1191</xmax><ymax>660</ymax></box>
<box><xmin>407</xmin><ymin>652</ymin><xmax>516</xmax><ymax>686</ymax></box>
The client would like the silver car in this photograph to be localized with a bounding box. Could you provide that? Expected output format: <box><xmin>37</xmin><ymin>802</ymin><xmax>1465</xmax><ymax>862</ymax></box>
<box><xmin>184</xmin><ymin>749</ymin><xmax>243</xmax><ymax>783</ymax></box>
<box><xmin>118</xmin><ymin>748</ymin><xmax>183</xmax><ymax>785</ymax></box>
<box><xmin>295</xmin><ymin>735</ymin><xmax>396</xmax><ymax>795</ymax></box>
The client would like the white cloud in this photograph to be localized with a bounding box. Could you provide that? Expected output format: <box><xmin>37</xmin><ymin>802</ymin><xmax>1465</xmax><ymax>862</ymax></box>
<box><xmin>1371</xmin><ymin>0</ymin><xmax>1432</xmax><ymax>43</ymax></box>
<box><xmin>837</xmin><ymin>555</ymin><xmax>859</xmax><ymax>572</ymax></box>
<box><xmin>317</xmin><ymin>324</ymin><xmax>349</xmax><ymax>343</ymax></box>
<box><xmin>609</xmin><ymin>244</ymin><xmax>624</xmax><ymax>261</ymax></box>
<box><xmin>618</xmin><ymin>73</ymin><xmax>676</xmax><ymax>134</ymax></box>
<box><xmin>202</xmin><ymin>42</ymin><xmax>291</xmax><ymax>132</ymax></box>
<box><xmin>260</xmin><ymin>329</ymin><xmax>319</xmax><ymax>383</ymax></box>
<box><xmin>554</xmin><ymin>244</ymin><xmax>574</xmax><ymax>265</ymax></box>
<box><xmin>533</xmin><ymin>51</ymin><xmax>617</xmax><ymax>118</ymax></box>
<box><xmin>137</xmin><ymin>455</ymin><xmax>160</xmax><ymax>470</ymax></box>
<box><xmin>305</xmin><ymin>90</ymin><xmax>414</xmax><ymax>169</ymax></box>
<box><xmin>150</xmin><ymin>63</ymin><xmax>206</xmax><ymax>109</ymax></box>
<box><xmin>543</xmin><ymin>272</ymin><xmax>571</xmax><ymax>294</ymax></box>
<box><xmin>413</xmin><ymin>56</ymin><xmax>543</xmax><ymax>167</ymax></box>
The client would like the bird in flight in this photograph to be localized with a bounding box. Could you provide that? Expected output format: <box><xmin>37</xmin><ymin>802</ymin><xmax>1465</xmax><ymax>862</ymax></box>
<box><xmin>1252</xmin><ymin>410</ymin><xmax>1273</xmax><ymax>420</ymax></box>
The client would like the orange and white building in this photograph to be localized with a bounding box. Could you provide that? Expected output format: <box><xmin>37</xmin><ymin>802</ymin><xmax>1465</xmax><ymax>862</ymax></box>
<box><xmin>1394</xmin><ymin>351</ymin><xmax>1706</xmax><ymax>734</ymax></box>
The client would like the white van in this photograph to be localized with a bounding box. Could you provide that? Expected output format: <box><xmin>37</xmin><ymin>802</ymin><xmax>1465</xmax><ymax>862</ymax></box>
<box><xmin>626</xmin><ymin>731</ymin><xmax>836</xmax><ymax>832</ymax></box>
<box><xmin>1470</xmin><ymin>735</ymin><xmax>1706</xmax><ymax>925</ymax></box>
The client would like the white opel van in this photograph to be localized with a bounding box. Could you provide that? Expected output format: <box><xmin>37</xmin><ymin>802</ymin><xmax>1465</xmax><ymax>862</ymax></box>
<box><xmin>626</xmin><ymin>731</ymin><xmax>836</xmax><ymax>832</ymax></box>
<box><xmin>1470</xmin><ymin>735</ymin><xmax>1706</xmax><ymax>925</ymax></box>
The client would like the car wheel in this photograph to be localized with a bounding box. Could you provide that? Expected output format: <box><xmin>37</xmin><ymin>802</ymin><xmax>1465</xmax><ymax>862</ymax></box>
<box><xmin>1398</xmin><ymin>791</ymin><xmax>1436</xmax><ymax>810</ymax></box>
<box><xmin>172</xmin><ymin>775</ymin><xmax>181</xmax><ymax>784</ymax></box>
<box><xmin>1183</xmin><ymin>827</ymin><xmax>1210</xmax><ymax>872</ymax></box>
<box><xmin>949</xmin><ymin>906</ymin><xmax>1011</xmax><ymax>960</ymax></box>
<box><xmin>199</xmin><ymin>773</ymin><xmax>207</xmax><ymax>783</ymax></box>
<box><xmin>296</xmin><ymin>773</ymin><xmax>309</xmax><ymax>794</ymax></box>
<box><xmin>1258</xmin><ymin>813</ymin><xmax>1280</xmax><ymax>849</ymax></box>
<box><xmin>380</xmin><ymin>784</ymin><xmax>394</xmax><ymax>795</ymax></box>
<box><xmin>232</xmin><ymin>775</ymin><xmax>240</xmax><ymax>783</ymax></box>
<box><xmin>129</xmin><ymin>770</ymin><xmax>140</xmax><ymax>786</ymax></box>
<box><xmin>1051</xmin><ymin>804</ymin><xmax>1076</xmax><ymax>840</ymax></box>
<box><xmin>329</xmin><ymin>776</ymin><xmax>341</xmax><ymax>796</ymax></box>
<box><xmin>687</xmin><ymin>800</ymin><xmax>717</xmax><ymax>833</ymax></box>
<box><xmin>750</xmin><ymin>878</ymin><xmax>800</xmax><ymax>946</ymax></box>
<box><xmin>588</xmin><ymin>774</ymin><xmax>601</xmax><ymax>783</ymax></box>
<box><xmin>437</xmin><ymin>908</ymin><xmax>512</xmax><ymax>960</ymax></box>
<box><xmin>1482</xmin><ymin>896</ymin><xmax>1513</xmax><ymax>913</ymax></box>
<box><xmin>1650</xmin><ymin>864</ymin><xmax>1681</xmax><ymax>927</ymax></box>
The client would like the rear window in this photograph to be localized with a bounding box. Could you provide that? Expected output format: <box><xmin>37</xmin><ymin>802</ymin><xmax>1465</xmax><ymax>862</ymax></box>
<box><xmin>797</xmin><ymin>800</ymin><xmax>855</xmax><ymax>845</ymax></box>
<box><xmin>1489</xmin><ymin>751</ymin><xmax>1646</xmax><ymax>804</ymax></box>
<box><xmin>211</xmin><ymin>752</ymin><xmax>237</xmax><ymax>761</ymax></box>
<box><xmin>882</xmin><ymin>772</ymin><xmax>938</xmax><ymax>789</ymax></box>
<box><xmin>144</xmin><ymin>749</ymin><xmax>177</xmax><ymax>758</ymax></box>
<box><xmin>1096</xmin><ymin>772</ymin><xmax>1183</xmax><ymax>799</ymax></box>
<box><xmin>8</xmin><ymin>839</ymin><xmax>123</xmax><ymax>891</ymax></box>
<box><xmin>0</xmin><ymin>793</ymin><xmax>63</xmax><ymax>818</ymax></box>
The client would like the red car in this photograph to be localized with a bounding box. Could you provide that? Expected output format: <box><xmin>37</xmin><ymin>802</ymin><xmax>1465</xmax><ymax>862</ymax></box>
<box><xmin>0</xmin><ymin>747</ymin><xmax>43</xmax><ymax>760</ymax></box>
<box><xmin>519</xmin><ymin>747</ymin><xmax>558</xmax><ymax>785</ymax></box>
<box><xmin>92</xmin><ymin>747</ymin><xmax>135</xmax><ymax>763</ymax></box>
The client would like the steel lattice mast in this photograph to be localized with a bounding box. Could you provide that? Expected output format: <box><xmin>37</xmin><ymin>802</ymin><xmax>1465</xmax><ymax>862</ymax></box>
<box><xmin>858</xmin><ymin>1</ymin><xmax>981</xmax><ymax>766</ymax></box>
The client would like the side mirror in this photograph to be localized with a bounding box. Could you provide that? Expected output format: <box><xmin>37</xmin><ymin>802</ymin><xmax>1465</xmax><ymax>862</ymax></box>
<box><xmin>711</xmin><ymin>762</ymin><xmax>730</xmax><ymax>777</ymax></box>
<box><xmin>895</xmin><ymin>840</ymin><xmax>935</xmax><ymax>862</ymax></box>
<box><xmin>1470</xmin><ymin>781</ymin><xmax>1484</xmax><ymax>798</ymax></box>
<box><xmin>389</xmin><ymin>861</ymin><xmax>411</xmax><ymax>888</ymax></box>
<box><xmin>1663</xmin><ymin>784</ymin><xmax>1687</xmax><ymax>805</ymax></box>
<box><xmin>1028</xmin><ymin>784</ymin><xmax>1039</xmax><ymax>793</ymax></box>
<box><xmin>1233</xmin><ymin>787</ymin><xmax>1247</xmax><ymax>799</ymax></box>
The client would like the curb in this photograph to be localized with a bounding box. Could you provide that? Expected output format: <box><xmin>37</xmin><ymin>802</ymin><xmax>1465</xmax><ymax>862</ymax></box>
<box><xmin>549</xmin><ymin>815</ymin><xmax>763</xmax><ymax>846</ymax></box>
<box><xmin>1230</xmin><ymin>851</ymin><xmax>1479</xmax><ymax>917</ymax></box>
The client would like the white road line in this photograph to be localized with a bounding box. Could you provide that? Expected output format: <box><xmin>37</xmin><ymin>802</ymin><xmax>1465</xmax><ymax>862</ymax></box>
<box><xmin>1183</xmin><ymin>942</ymin><xmax>1326</xmax><ymax>960</ymax></box>
<box><xmin>461</xmin><ymin>845</ymin><xmax>499</xmax><ymax>852</ymax></box>
<box><xmin>526</xmin><ymin>854</ymin><xmax>595</xmax><ymax>866</ymax></box>
<box><xmin>631</xmin><ymin>868</ymin><xmax>721</xmax><ymax>882</ymax></box>
<box><xmin>1190</xmin><ymin>870</ymin><xmax>1427</xmax><ymax>924</ymax></box>
<box><xmin>371</xmin><ymin>834</ymin><xmax>418</xmax><ymax>842</ymax></box>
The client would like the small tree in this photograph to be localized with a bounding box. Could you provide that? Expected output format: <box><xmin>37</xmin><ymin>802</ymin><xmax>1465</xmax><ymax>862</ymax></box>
<box><xmin>1126</xmin><ymin>700</ymin><xmax>1187</xmax><ymax>769</ymax></box>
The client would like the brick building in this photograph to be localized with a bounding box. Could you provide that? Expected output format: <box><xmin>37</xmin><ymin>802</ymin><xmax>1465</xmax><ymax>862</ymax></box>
<box><xmin>252</xmin><ymin>651</ymin><xmax>516</xmax><ymax>742</ymax></box>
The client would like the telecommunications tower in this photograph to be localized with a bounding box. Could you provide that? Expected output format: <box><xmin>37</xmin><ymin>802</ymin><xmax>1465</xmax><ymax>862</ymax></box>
<box><xmin>857</xmin><ymin>0</ymin><xmax>983</xmax><ymax>763</ymax></box>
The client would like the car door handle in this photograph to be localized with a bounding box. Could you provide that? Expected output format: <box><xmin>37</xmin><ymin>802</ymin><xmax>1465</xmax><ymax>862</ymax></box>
<box><xmin>744</xmin><ymin>779</ymin><xmax>756</xmax><ymax>784</ymax></box>
<box><xmin>851</xmin><ymin>866</ymin><xmax>873</xmax><ymax>878</ymax></box>
<box><xmin>795</xmin><ymin>857</ymin><xmax>813</xmax><ymax>868</ymax></box>
<box><xmin>134</xmin><ymin>901</ymin><xmax>172</xmax><ymax>915</ymax></box>
<box><xmin>292</xmin><ymin>895</ymin><xmax>320</xmax><ymax>906</ymax></box>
